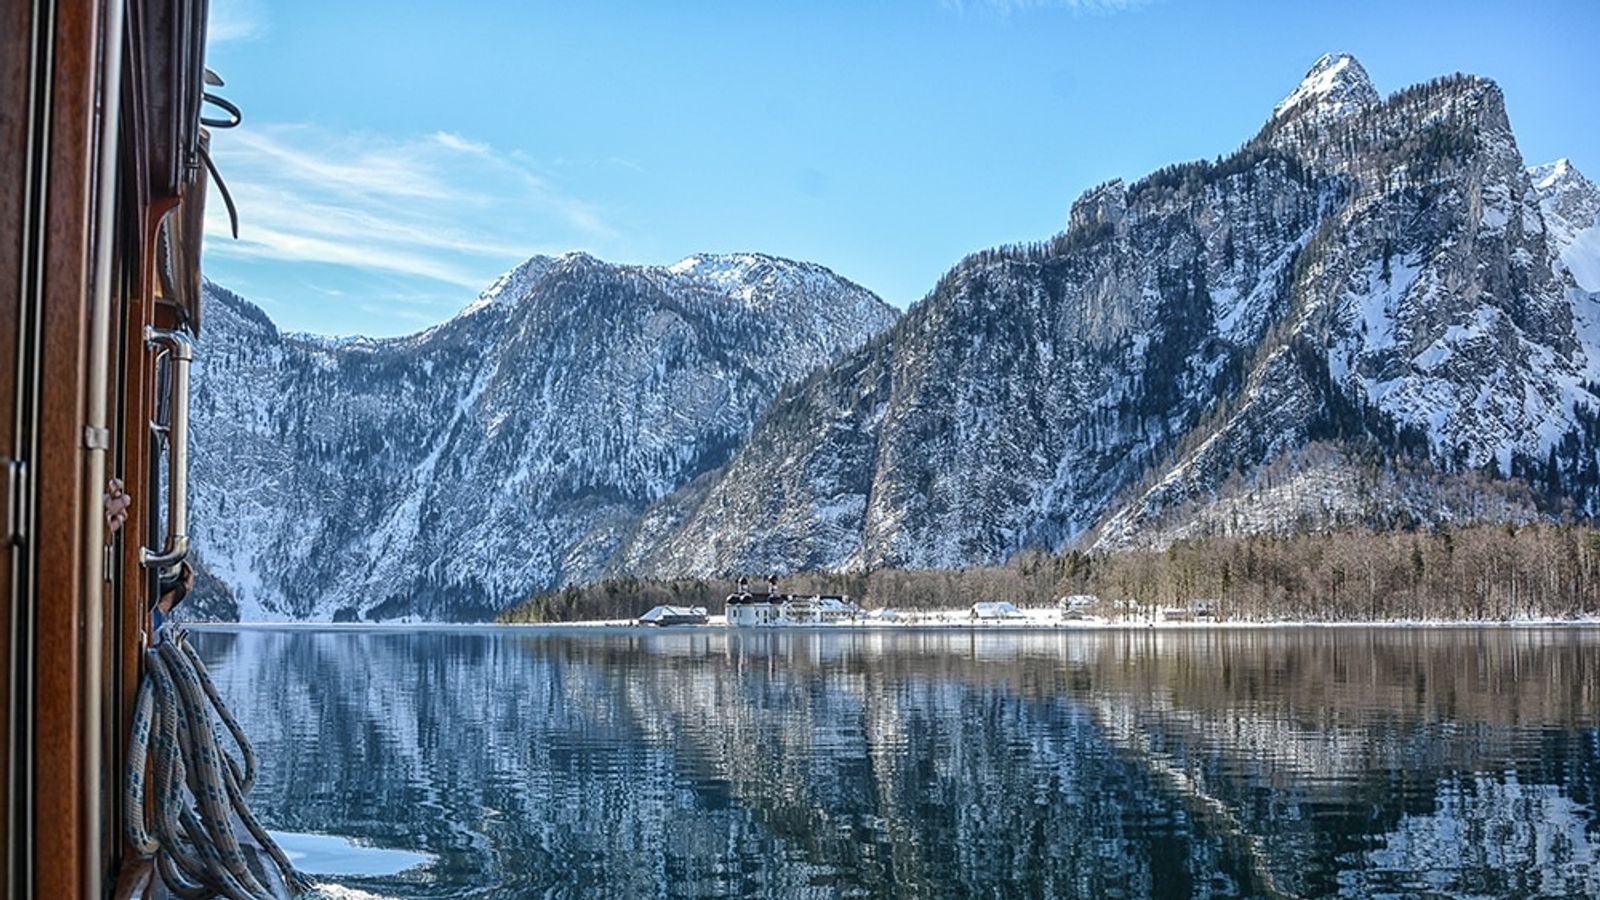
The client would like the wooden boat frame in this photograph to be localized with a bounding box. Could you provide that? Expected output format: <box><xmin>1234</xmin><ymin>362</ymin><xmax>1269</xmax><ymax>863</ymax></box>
<box><xmin>1</xmin><ymin>0</ymin><xmax>216</xmax><ymax>896</ymax></box>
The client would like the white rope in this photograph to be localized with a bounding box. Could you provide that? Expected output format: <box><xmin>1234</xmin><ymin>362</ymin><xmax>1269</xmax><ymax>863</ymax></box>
<box><xmin>125</xmin><ymin>625</ymin><xmax>311</xmax><ymax>898</ymax></box>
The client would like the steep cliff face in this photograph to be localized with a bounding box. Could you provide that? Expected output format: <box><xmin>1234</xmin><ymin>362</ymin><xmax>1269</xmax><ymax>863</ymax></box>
<box><xmin>1096</xmin><ymin>63</ymin><xmax>1591</xmax><ymax>544</ymax></box>
<box><xmin>188</xmin><ymin>253</ymin><xmax>896</xmax><ymax>620</ymax></box>
<box><xmin>615</xmin><ymin>155</ymin><xmax>1331</xmax><ymax>574</ymax></box>
<box><xmin>619</xmin><ymin>54</ymin><xmax>1600</xmax><ymax>574</ymax></box>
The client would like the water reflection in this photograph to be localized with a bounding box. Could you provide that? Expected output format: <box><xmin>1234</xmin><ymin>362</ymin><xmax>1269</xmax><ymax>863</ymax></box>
<box><xmin>192</xmin><ymin>627</ymin><xmax>1600</xmax><ymax>898</ymax></box>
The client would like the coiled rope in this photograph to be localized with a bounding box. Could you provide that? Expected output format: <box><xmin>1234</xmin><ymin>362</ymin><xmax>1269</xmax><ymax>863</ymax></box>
<box><xmin>125</xmin><ymin>625</ymin><xmax>311</xmax><ymax>899</ymax></box>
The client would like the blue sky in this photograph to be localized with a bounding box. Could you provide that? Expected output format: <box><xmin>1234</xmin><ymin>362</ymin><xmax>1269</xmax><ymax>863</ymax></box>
<box><xmin>201</xmin><ymin>0</ymin><xmax>1600</xmax><ymax>336</ymax></box>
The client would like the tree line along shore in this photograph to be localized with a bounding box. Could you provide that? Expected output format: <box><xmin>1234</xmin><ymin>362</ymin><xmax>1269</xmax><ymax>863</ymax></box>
<box><xmin>498</xmin><ymin>523</ymin><xmax>1600</xmax><ymax>625</ymax></box>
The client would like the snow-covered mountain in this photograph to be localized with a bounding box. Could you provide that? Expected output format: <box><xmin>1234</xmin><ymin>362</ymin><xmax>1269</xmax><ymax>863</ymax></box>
<box><xmin>192</xmin><ymin>54</ymin><xmax>1600</xmax><ymax>619</ymax></box>
<box><xmin>611</xmin><ymin>54</ymin><xmax>1600</xmax><ymax>576</ymax></box>
<box><xmin>187</xmin><ymin>252</ymin><xmax>896</xmax><ymax>620</ymax></box>
<box><xmin>1093</xmin><ymin>59</ymin><xmax>1600</xmax><ymax>545</ymax></box>
<box><xmin>1271</xmin><ymin>52</ymin><xmax>1379</xmax><ymax>123</ymax></box>
<box><xmin>1531</xmin><ymin>158</ymin><xmax>1600</xmax><ymax>292</ymax></box>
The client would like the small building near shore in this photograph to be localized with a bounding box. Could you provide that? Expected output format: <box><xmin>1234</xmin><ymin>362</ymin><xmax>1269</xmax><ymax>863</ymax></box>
<box><xmin>970</xmin><ymin>601</ymin><xmax>1026</xmax><ymax>621</ymax></box>
<box><xmin>725</xmin><ymin>591</ymin><xmax>860</xmax><ymax>626</ymax></box>
<box><xmin>637</xmin><ymin>605</ymin><xmax>709</xmax><ymax>626</ymax></box>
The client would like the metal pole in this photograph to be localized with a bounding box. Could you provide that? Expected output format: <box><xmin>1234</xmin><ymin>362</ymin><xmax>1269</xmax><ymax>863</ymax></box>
<box><xmin>82</xmin><ymin>0</ymin><xmax>126</xmax><ymax>895</ymax></box>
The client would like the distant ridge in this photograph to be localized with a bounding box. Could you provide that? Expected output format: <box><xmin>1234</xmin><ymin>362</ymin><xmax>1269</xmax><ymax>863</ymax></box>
<box><xmin>188</xmin><ymin>252</ymin><xmax>896</xmax><ymax>621</ymax></box>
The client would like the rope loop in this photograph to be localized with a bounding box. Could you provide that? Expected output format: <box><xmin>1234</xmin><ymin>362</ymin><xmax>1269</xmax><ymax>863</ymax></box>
<box><xmin>124</xmin><ymin>625</ymin><xmax>310</xmax><ymax>898</ymax></box>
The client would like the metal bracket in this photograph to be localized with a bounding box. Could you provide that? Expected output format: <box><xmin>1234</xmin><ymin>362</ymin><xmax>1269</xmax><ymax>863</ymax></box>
<box><xmin>142</xmin><ymin>327</ymin><xmax>192</xmax><ymax>571</ymax></box>
<box><xmin>3</xmin><ymin>458</ymin><xmax>25</xmax><ymax>546</ymax></box>
<box><xmin>83</xmin><ymin>425</ymin><xmax>111</xmax><ymax>450</ymax></box>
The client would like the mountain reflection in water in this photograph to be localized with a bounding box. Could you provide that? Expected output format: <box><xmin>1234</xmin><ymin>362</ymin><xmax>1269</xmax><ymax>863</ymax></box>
<box><xmin>191</xmin><ymin>627</ymin><xmax>1600</xmax><ymax>899</ymax></box>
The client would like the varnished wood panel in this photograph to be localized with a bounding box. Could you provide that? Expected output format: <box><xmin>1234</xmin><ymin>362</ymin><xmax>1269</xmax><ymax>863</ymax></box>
<box><xmin>0</xmin><ymin>0</ymin><xmax>38</xmax><ymax>888</ymax></box>
<box><xmin>33</xmin><ymin>0</ymin><xmax>101</xmax><ymax>897</ymax></box>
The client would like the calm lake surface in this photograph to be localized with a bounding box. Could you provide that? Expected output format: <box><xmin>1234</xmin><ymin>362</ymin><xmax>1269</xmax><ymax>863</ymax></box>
<box><xmin>191</xmin><ymin>626</ymin><xmax>1600</xmax><ymax>899</ymax></box>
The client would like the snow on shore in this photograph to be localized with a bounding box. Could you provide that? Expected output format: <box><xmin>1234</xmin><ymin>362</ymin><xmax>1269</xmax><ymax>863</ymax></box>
<box><xmin>195</xmin><ymin>612</ymin><xmax>1600</xmax><ymax>631</ymax></box>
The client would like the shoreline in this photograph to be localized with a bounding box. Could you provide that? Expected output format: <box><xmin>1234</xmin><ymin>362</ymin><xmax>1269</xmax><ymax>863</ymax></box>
<box><xmin>187</xmin><ymin>615</ymin><xmax>1600</xmax><ymax>632</ymax></box>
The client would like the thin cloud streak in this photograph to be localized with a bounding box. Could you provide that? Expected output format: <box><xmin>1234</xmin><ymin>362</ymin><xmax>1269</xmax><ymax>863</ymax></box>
<box><xmin>203</xmin><ymin>123</ymin><xmax>619</xmax><ymax>297</ymax></box>
<box><xmin>208</xmin><ymin>224</ymin><xmax>489</xmax><ymax>290</ymax></box>
<box><xmin>432</xmin><ymin>131</ymin><xmax>492</xmax><ymax>156</ymax></box>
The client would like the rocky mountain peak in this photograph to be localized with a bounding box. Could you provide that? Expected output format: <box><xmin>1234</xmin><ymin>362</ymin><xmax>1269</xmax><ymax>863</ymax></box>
<box><xmin>1531</xmin><ymin>158</ymin><xmax>1600</xmax><ymax>222</ymax></box>
<box><xmin>1272</xmin><ymin>52</ymin><xmax>1378</xmax><ymax>122</ymax></box>
<box><xmin>663</xmin><ymin>252</ymin><xmax>824</xmax><ymax>295</ymax></box>
<box><xmin>651</xmin><ymin>252</ymin><xmax>899</xmax><ymax>342</ymax></box>
<box><xmin>463</xmin><ymin>254</ymin><xmax>561</xmax><ymax>315</ymax></box>
<box><xmin>1530</xmin><ymin>158</ymin><xmax>1600</xmax><ymax>292</ymax></box>
<box><xmin>1067</xmin><ymin>179</ymin><xmax>1128</xmax><ymax>238</ymax></box>
<box><xmin>1531</xmin><ymin>157</ymin><xmax>1580</xmax><ymax>190</ymax></box>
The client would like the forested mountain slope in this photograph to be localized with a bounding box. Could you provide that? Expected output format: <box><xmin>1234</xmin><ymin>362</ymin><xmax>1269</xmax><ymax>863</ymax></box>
<box><xmin>189</xmin><ymin>254</ymin><xmax>896</xmax><ymax>620</ymax></box>
<box><xmin>615</xmin><ymin>53</ymin><xmax>1600</xmax><ymax>577</ymax></box>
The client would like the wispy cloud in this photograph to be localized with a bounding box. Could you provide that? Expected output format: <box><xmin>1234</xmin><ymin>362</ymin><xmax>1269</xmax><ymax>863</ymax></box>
<box><xmin>431</xmin><ymin>131</ymin><xmax>491</xmax><ymax>156</ymax></box>
<box><xmin>940</xmin><ymin>0</ymin><xmax>1149</xmax><ymax>15</ymax></box>
<box><xmin>203</xmin><ymin>123</ymin><xmax>616</xmax><ymax>296</ymax></box>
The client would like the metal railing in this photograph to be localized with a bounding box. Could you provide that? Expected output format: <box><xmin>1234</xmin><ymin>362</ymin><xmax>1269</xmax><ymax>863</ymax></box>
<box><xmin>141</xmin><ymin>327</ymin><xmax>192</xmax><ymax>572</ymax></box>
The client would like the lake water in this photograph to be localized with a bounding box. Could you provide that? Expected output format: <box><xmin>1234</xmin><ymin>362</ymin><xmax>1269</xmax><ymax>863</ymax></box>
<box><xmin>191</xmin><ymin>626</ymin><xmax>1600</xmax><ymax>899</ymax></box>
